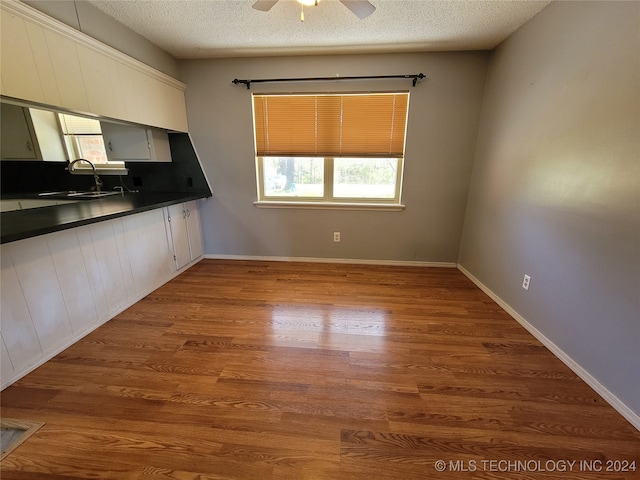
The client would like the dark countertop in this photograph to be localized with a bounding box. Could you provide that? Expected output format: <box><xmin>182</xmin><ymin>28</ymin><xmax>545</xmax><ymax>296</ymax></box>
<box><xmin>1</xmin><ymin>191</ymin><xmax>210</xmax><ymax>244</ymax></box>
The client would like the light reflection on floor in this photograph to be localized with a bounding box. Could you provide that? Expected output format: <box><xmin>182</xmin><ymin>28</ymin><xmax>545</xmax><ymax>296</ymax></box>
<box><xmin>269</xmin><ymin>305</ymin><xmax>388</xmax><ymax>352</ymax></box>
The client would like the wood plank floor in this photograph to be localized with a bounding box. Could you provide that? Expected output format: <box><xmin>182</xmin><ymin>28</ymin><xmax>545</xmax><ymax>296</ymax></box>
<box><xmin>1</xmin><ymin>259</ymin><xmax>639</xmax><ymax>479</ymax></box>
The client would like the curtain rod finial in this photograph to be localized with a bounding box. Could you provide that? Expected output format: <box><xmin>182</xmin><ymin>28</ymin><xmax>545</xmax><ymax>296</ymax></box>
<box><xmin>232</xmin><ymin>79</ymin><xmax>251</xmax><ymax>89</ymax></box>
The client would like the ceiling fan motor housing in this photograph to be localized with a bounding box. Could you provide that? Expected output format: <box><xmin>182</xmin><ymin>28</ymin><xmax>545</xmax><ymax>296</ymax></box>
<box><xmin>252</xmin><ymin>0</ymin><xmax>376</xmax><ymax>20</ymax></box>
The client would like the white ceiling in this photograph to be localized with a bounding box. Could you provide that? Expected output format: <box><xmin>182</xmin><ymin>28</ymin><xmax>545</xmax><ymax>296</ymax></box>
<box><xmin>87</xmin><ymin>0</ymin><xmax>551</xmax><ymax>59</ymax></box>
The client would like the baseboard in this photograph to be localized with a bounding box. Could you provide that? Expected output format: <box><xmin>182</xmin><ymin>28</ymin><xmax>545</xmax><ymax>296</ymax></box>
<box><xmin>457</xmin><ymin>264</ymin><xmax>640</xmax><ymax>432</ymax></box>
<box><xmin>203</xmin><ymin>254</ymin><xmax>457</xmax><ymax>268</ymax></box>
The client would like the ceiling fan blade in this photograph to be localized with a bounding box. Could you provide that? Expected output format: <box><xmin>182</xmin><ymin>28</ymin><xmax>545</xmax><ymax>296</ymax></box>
<box><xmin>339</xmin><ymin>0</ymin><xmax>376</xmax><ymax>19</ymax></box>
<box><xmin>252</xmin><ymin>0</ymin><xmax>279</xmax><ymax>12</ymax></box>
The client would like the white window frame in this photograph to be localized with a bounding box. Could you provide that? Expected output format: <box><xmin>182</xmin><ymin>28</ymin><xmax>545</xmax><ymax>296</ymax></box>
<box><xmin>57</xmin><ymin>113</ymin><xmax>125</xmax><ymax>170</ymax></box>
<box><xmin>252</xmin><ymin>91</ymin><xmax>409</xmax><ymax>210</ymax></box>
<box><xmin>255</xmin><ymin>156</ymin><xmax>404</xmax><ymax>210</ymax></box>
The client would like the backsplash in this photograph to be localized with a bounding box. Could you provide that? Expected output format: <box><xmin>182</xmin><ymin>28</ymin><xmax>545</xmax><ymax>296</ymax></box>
<box><xmin>1</xmin><ymin>133</ymin><xmax>211</xmax><ymax>196</ymax></box>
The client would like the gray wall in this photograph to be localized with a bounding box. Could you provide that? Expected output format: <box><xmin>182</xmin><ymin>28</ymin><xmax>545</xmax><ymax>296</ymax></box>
<box><xmin>458</xmin><ymin>1</ymin><xmax>639</xmax><ymax>413</ymax></box>
<box><xmin>180</xmin><ymin>52</ymin><xmax>488</xmax><ymax>262</ymax></box>
<box><xmin>23</xmin><ymin>0</ymin><xmax>179</xmax><ymax>78</ymax></box>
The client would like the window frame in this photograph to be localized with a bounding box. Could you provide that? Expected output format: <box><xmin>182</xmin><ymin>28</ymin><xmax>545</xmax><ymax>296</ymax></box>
<box><xmin>57</xmin><ymin>113</ymin><xmax>125</xmax><ymax>169</ymax></box>
<box><xmin>252</xmin><ymin>91</ymin><xmax>409</xmax><ymax>210</ymax></box>
<box><xmin>255</xmin><ymin>155</ymin><xmax>405</xmax><ymax>209</ymax></box>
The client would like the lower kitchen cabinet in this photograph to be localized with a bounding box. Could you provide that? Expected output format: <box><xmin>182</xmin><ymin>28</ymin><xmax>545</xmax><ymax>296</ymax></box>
<box><xmin>0</xmin><ymin>202</ymin><xmax>204</xmax><ymax>389</ymax></box>
<box><xmin>167</xmin><ymin>200</ymin><xmax>204</xmax><ymax>270</ymax></box>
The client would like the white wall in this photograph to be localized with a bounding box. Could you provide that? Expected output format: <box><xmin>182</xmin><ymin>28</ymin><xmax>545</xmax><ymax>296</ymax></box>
<box><xmin>180</xmin><ymin>52</ymin><xmax>488</xmax><ymax>262</ymax></box>
<box><xmin>459</xmin><ymin>1</ymin><xmax>640</xmax><ymax>419</ymax></box>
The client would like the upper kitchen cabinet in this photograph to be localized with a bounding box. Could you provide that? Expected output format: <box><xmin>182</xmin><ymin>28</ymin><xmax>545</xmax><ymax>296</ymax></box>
<box><xmin>1</xmin><ymin>103</ymin><xmax>67</xmax><ymax>161</ymax></box>
<box><xmin>0</xmin><ymin>4</ymin><xmax>46</xmax><ymax>104</ymax></box>
<box><xmin>101</xmin><ymin>122</ymin><xmax>171</xmax><ymax>162</ymax></box>
<box><xmin>0</xmin><ymin>1</ymin><xmax>188</xmax><ymax>133</ymax></box>
<box><xmin>0</xmin><ymin>104</ymin><xmax>41</xmax><ymax>159</ymax></box>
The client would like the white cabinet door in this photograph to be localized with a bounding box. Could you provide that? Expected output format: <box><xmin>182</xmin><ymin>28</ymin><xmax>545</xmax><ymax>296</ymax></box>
<box><xmin>143</xmin><ymin>209</ymin><xmax>175</xmax><ymax>284</ymax></box>
<box><xmin>167</xmin><ymin>203</ymin><xmax>191</xmax><ymax>270</ymax></box>
<box><xmin>0</xmin><ymin>9</ymin><xmax>45</xmax><ymax>103</ymax></box>
<box><xmin>167</xmin><ymin>201</ymin><xmax>204</xmax><ymax>270</ymax></box>
<box><xmin>76</xmin><ymin>44</ymin><xmax>125</xmax><ymax>120</ymax></box>
<box><xmin>121</xmin><ymin>209</ymin><xmax>173</xmax><ymax>295</ymax></box>
<box><xmin>185</xmin><ymin>200</ymin><xmax>204</xmax><ymax>260</ymax></box>
<box><xmin>23</xmin><ymin>19</ymin><xmax>61</xmax><ymax>106</ymax></box>
<box><xmin>101</xmin><ymin>123</ymin><xmax>171</xmax><ymax>162</ymax></box>
<box><xmin>102</xmin><ymin>122</ymin><xmax>151</xmax><ymax>161</ymax></box>
<box><xmin>42</xmin><ymin>28</ymin><xmax>90</xmax><ymax>113</ymax></box>
<box><xmin>1</xmin><ymin>105</ymin><xmax>67</xmax><ymax>161</ymax></box>
<box><xmin>157</xmin><ymin>81</ymin><xmax>189</xmax><ymax>133</ymax></box>
<box><xmin>0</xmin><ymin>104</ymin><xmax>40</xmax><ymax>159</ymax></box>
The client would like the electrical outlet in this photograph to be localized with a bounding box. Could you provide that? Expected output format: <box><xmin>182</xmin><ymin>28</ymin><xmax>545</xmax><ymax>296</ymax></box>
<box><xmin>522</xmin><ymin>274</ymin><xmax>531</xmax><ymax>291</ymax></box>
<box><xmin>333</xmin><ymin>232</ymin><xmax>341</xmax><ymax>242</ymax></box>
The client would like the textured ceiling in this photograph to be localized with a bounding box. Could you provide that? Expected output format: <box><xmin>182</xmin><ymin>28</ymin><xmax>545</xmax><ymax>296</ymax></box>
<box><xmin>87</xmin><ymin>0</ymin><xmax>551</xmax><ymax>59</ymax></box>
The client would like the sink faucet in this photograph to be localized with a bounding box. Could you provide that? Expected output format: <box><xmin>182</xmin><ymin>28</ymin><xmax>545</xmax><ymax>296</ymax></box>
<box><xmin>67</xmin><ymin>158</ymin><xmax>103</xmax><ymax>192</ymax></box>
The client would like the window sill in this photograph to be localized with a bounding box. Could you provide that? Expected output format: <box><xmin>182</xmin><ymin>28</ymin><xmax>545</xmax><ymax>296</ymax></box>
<box><xmin>254</xmin><ymin>201</ymin><xmax>405</xmax><ymax>211</ymax></box>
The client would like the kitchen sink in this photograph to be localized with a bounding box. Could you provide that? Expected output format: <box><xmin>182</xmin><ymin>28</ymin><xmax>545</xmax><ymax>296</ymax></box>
<box><xmin>38</xmin><ymin>191</ymin><xmax>122</xmax><ymax>199</ymax></box>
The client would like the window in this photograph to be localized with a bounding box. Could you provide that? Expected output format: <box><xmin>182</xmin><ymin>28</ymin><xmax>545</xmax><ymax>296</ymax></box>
<box><xmin>58</xmin><ymin>114</ymin><xmax>124</xmax><ymax>169</ymax></box>
<box><xmin>253</xmin><ymin>92</ymin><xmax>409</xmax><ymax>207</ymax></box>
<box><xmin>58</xmin><ymin>113</ymin><xmax>109</xmax><ymax>164</ymax></box>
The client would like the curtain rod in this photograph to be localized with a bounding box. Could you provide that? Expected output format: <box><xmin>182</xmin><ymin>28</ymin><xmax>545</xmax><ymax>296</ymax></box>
<box><xmin>232</xmin><ymin>73</ymin><xmax>426</xmax><ymax>90</ymax></box>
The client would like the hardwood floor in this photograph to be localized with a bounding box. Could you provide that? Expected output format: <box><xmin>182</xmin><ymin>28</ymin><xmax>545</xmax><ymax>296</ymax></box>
<box><xmin>1</xmin><ymin>259</ymin><xmax>638</xmax><ymax>479</ymax></box>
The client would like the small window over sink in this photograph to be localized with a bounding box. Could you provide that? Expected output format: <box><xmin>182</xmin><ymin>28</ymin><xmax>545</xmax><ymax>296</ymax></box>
<box><xmin>58</xmin><ymin>114</ymin><xmax>124</xmax><ymax>170</ymax></box>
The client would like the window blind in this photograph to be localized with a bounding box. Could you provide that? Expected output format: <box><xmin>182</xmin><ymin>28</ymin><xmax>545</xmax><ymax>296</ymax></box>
<box><xmin>253</xmin><ymin>92</ymin><xmax>409</xmax><ymax>157</ymax></box>
<box><xmin>58</xmin><ymin>113</ymin><xmax>103</xmax><ymax>135</ymax></box>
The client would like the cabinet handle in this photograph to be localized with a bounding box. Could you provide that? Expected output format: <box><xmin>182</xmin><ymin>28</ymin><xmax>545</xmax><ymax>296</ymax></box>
<box><xmin>186</xmin><ymin>209</ymin><xmax>191</xmax><ymax>218</ymax></box>
<box><xmin>108</xmin><ymin>141</ymin><xmax>113</xmax><ymax>151</ymax></box>
<box><xmin>26</xmin><ymin>141</ymin><xmax>32</xmax><ymax>152</ymax></box>
<box><xmin>182</xmin><ymin>210</ymin><xmax>186</xmax><ymax>219</ymax></box>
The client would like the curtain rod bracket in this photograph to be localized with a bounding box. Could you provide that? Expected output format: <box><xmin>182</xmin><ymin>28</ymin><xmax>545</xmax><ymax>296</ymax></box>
<box><xmin>232</xmin><ymin>74</ymin><xmax>426</xmax><ymax>90</ymax></box>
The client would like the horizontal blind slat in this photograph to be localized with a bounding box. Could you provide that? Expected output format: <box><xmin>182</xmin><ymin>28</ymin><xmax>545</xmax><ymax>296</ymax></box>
<box><xmin>59</xmin><ymin>113</ymin><xmax>103</xmax><ymax>135</ymax></box>
<box><xmin>253</xmin><ymin>92</ymin><xmax>409</xmax><ymax>157</ymax></box>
